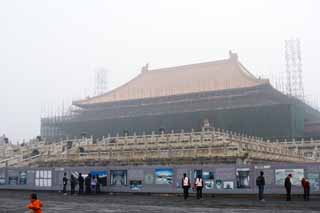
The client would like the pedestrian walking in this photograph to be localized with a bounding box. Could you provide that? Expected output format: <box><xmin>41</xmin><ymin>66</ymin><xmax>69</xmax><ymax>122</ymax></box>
<box><xmin>27</xmin><ymin>192</ymin><xmax>43</xmax><ymax>213</ymax></box>
<box><xmin>195</xmin><ymin>175</ymin><xmax>204</xmax><ymax>199</ymax></box>
<box><xmin>70</xmin><ymin>174</ymin><xmax>76</xmax><ymax>195</ymax></box>
<box><xmin>85</xmin><ymin>173</ymin><xmax>92</xmax><ymax>194</ymax></box>
<box><xmin>301</xmin><ymin>177</ymin><xmax>310</xmax><ymax>201</ymax></box>
<box><xmin>284</xmin><ymin>174</ymin><xmax>292</xmax><ymax>201</ymax></box>
<box><xmin>256</xmin><ymin>171</ymin><xmax>265</xmax><ymax>201</ymax></box>
<box><xmin>62</xmin><ymin>172</ymin><xmax>68</xmax><ymax>195</ymax></box>
<box><xmin>78</xmin><ymin>173</ymin><xmax>84</xmax><ymax>194</ymax></box>
<box><xmin>181</xmin><ymin>173</ymin><xmax>191</xmax><ymax>200</ymax></box>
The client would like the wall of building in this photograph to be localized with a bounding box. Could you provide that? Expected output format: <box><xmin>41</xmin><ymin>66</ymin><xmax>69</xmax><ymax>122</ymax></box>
<box><xmin>0</xmin><ymin>163</ymin><xmax>319</xmax><ymax>194</ymax></box>
<box><xmin>53</xmin><ymin>104</ymin><xmax>303</xmax><ymax>140</ymax></box>
<box><xmin>41</xmin><ymin>85</ymin><xmax>310</xmax><ymax>141</ymax></box>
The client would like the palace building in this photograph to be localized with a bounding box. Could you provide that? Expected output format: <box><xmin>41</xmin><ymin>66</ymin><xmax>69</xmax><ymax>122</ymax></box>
<box><xmin>41</xmin><ymin>52</ymin><xmax>320</xmax><ymax>141</ymax></box>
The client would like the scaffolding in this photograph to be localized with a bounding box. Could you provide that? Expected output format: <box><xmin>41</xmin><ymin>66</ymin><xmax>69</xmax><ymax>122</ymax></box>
<box><xmin>284</xmin><ymin>39</ymin><xmax>304</xmax><ymax>101</ymax></box>
<box><xmin>94</xmin><ymin>68</ymin><xmax>108</xmax><ymax>96</ymax></box>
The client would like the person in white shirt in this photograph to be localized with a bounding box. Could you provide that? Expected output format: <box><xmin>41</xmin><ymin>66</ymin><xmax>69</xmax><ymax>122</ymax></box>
<box><xmin>91</xmin><ymin>176</ymin><xmax>97</xmax><ymax>193</ymax></box>
<box><xmin>181</xmin><ymin>173</ymin><xmax>191</xmax><ymax>200</ymax></box>
<box><xmin>195</xmin><ymin>175</ymin><xmax>204</xmax><ymax>199</ymax></box>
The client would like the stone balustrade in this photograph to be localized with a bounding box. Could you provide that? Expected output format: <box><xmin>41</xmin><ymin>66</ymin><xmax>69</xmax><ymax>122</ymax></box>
<box><xmin>0</xmin><ymin>129</ymin><xmax>318</xmax><ymax>167</ymax></box>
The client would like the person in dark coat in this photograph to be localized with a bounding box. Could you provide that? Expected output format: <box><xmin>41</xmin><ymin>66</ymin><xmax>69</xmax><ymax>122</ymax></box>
<box><xmin>181</xmin><ymin>173</ymin><xmax>191</xmax><ymax>200</ymax></box>
<box><xmin>96</xmin><ymin>175</ymin><xmax>101</xmax><ymax>194</ymax></box>
<box><xmin>284</xmin><ymin>174</ymin><xmax>292</xmax><ymax>201</ymax></box>
<box><xmin>195</xmin><ymin>175</ymin><xmax>204</xmax><ymax>199</ymax></box>
<box><xmin>78</xmin><ymin>173</ymin><xmax>84</xmax><ymax>195</ymax></box>
<box><xmin>62</xmin><ymin>172</ymin><xmax>68</xmax><ymax>195</ymax></box>
<box><xmin>70</xmin><ymin>174</ymin><xmax>76</xmax><ymax>195</ymax></box>
<box><xmin>256</xmin><ymin>171</ymin><xmax>266</xmax><ymax>201</ymax></box>
<box><xmin>301</xmin><ymin>177</ymin><xmax>310</xmax><ymax>201</ymax></box>
<box><xmin>85</xmin><ymin>174</ymin><xmax>92</xmax><ymax>194</ymax></box>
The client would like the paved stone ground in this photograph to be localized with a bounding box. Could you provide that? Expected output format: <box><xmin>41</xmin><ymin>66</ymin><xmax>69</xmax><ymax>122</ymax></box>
<box><xmin>0</xmin><ymin>191</ymin><xmax>319</xmax><ymax>213</ymax></box>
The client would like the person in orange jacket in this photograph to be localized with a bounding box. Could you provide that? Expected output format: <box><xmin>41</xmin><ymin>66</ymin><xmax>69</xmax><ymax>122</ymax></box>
<box><xmin>27</xmin><ymin>193</ymin><xmax>43</xmax><ymax>213</ymax></box>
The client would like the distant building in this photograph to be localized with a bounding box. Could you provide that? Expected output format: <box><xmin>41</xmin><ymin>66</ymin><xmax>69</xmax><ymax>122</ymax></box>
<box><xmin>0</xmin><ymin>134</ymin><xmax>8</xmax><ymax>145</ymax></box>
<box><xmin>41</xmin><ymin>52</ymin><xmax>320</xmax><ymax>141</ymax></box>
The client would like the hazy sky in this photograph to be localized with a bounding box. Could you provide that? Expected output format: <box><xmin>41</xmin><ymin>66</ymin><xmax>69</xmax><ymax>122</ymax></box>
<box><xmin>1</xmin><ymin>0</ymin><xmax>319</xmax><ymax>142</ymax></box>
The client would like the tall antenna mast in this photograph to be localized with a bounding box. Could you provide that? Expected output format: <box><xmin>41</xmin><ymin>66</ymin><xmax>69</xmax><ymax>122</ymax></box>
<box><xmin>94</xmin><ymin>68</ymin><xmax>108</xmax><ymax>96</ymax></box>
<box><xmin>284</xmin><ymin>38</ymin><xmax>304</xmax><ymax>100</ymax></box>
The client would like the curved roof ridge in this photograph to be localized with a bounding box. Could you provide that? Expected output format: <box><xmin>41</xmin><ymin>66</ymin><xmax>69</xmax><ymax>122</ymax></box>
<box><xmin>237</xmin><ymin>62</ymin><xmax>269</xmax><ymax>84</ymax></box>
<box><xmin>73</xmin><ymin>72</ymin><xmax>144</xmax><ymax>105</ymax></box>
<box><xmin>74</xmin><ymin>55</ymin><xmax>268</xmax><ymax>106</ymax></box>
<box><xmin>147</xmin><ymin>58</ymin><xmax>230</xmax><ymax>73</ymax></box>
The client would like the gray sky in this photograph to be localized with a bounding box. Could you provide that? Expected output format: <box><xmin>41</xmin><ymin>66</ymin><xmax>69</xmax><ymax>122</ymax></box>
<box><xmin>0</xmin><ymin>0</ymin><xmax>319</xmax><ymax>142</ymax></box>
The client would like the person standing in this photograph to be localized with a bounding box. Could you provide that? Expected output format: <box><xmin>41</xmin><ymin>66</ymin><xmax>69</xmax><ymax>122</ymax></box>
<box><xmin>301</xmin><ymin>177</ymin><xmax>310</xmax><ymax>201</ymax></box>
<box><xmin>85</xmin><ymin>174</ymin><xmax>92</xmax><ymax>194</ymax></box>
<box><xmin>305</xmin><ymin>178</ymin><xmax>310</xmax><ymax>201</ymax></box>
<box><xmin>91</xmin><ymin>176</ymin><xmax>97</xmax><ymax>193</ymax></box>
<box><xmin>96</xmin><ymin>175</ymin><xmax>101</xmax><ymax>194</ymax></box>
<box><xmin>284</xmin><ymin>174</ymin><xmax>292</xmax><ymax>201</ymax></box>
<box><xmin>70</xmin><ymin>174</ymin><xmax>76</xmax><ymax>195</ymax></box>
<box><xmin>78</xmin><ymin>173</ymin><xmax>84</xmax><ymax>195</ymax></box>
<box><xmin>62</xmin><ymin>172</ymin><xmax>68</xmax><ymax>195</ymax></box>
<box><xmin>256</xmin><ymin>171</ymin><xmax>266</xmax><ymax>201</ymax></box>
<box><xmin>195</xmin><ymin>175</ymin><xmax>204</xmax><ymax>199</ymax></box>
<box><xmin>181</xmin><ymin>173</ymin><xmax>191</xmax><ymax>200</ymax></box>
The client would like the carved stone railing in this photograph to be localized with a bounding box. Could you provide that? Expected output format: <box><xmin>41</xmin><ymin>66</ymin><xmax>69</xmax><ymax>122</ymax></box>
<box><xmin>0</xmin><ymin>129</ymin><xmax>317</xmax><ymax>167</ymax></box>
<box><xmin>271</xmin><ymin>138</ymin><xmax>320</xmax><ymax>160</ymax></box>
<box><xmin>33</xmin><ymin>129</ymin><xmax>313</xmax><ymax>166</ymax></box>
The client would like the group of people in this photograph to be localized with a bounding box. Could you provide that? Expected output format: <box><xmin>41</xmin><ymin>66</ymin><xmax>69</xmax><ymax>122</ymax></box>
<box><xmin>256</xmin><ymin>171</ymin><xmax>311</xmax><ymax>202</ymax></box>
<box><xmin>181</xmin><ymin>171</ymin><xmax>312</xmax><ymax>201</ymax></box>
<box><xmin>181</xmin><ymin>173</ymin><xmax>204</xmax><ymax>200</ymax></box>
<box><xmin>62</xmin><ymin>172</ymin><xmax>101</xmax><ymax>195</ymax></box>
<box><xmin>25</xmin><ymin>171</ymin><xmax>312</xmax><ymax>212</ymax></box>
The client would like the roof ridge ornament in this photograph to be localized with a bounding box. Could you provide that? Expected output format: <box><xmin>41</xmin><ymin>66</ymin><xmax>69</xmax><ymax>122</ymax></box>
<box><xmin>141</xmin><ymin>63</ymin><xmax>149</xmax><ymax>73</ymax></box>
<box><xmin>229</xmin><ymin>50</ymin><xmax>238</xmax><ymax>62</ymax></box>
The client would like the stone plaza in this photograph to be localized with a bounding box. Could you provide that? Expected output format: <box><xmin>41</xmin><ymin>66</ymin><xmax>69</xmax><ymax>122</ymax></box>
<box><xmin>0</xmin><ymin>190</ymin><xmax>319</xmax><ymax>213</ymax></box>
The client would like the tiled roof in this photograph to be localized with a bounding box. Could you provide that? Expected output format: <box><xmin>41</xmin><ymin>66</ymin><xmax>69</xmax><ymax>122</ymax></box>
<box><xmin>74</xmin><ymin>52</ymin><xmax>269</xmax><ymax>106</ymax></box>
